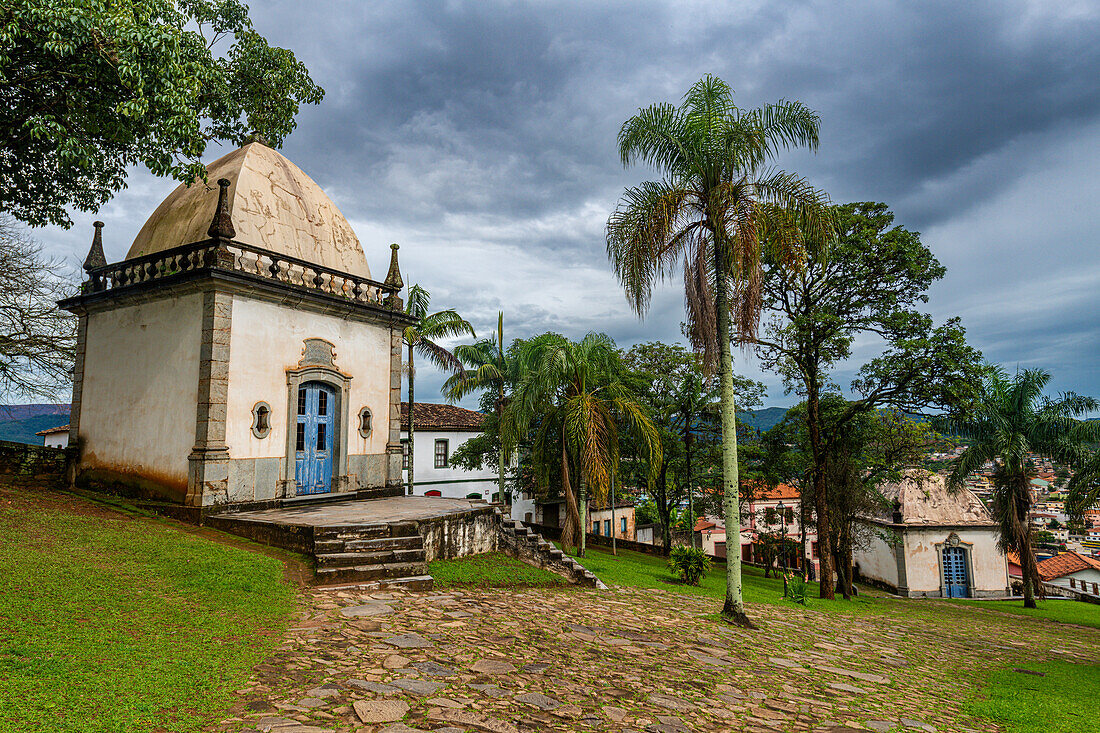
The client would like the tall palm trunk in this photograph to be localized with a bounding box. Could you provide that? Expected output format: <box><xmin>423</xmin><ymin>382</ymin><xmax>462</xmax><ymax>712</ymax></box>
<box><xmin>1011</xmin><ymin>473</ymin><xmax>1039</xmax><ymax>609</ymax></box>
<box><xmin>497</xmin><ymin>387</ymin><xmax>506</xmax><ymax>504</ymax></box>
<box><xmin>714</xmin><ymin>238</ymin><xmax>752</xmax><ymax>628</ymax></box>
<box><xmin>407</xmin><ymin>345</ymin><xmax>415</xmax><ymax>495</ymax></box>
<box><xmin>579</xmin><ymin>472</ymin><xmax>588</xmax><ymax>558</ymax></box>
<box><xmin>560</xmin><ymin>439</ymin><xmax>581</xmax><ymax>550</ymax></box>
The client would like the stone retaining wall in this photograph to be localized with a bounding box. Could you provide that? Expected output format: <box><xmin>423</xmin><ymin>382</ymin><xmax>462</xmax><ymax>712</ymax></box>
<box><xmin>0</xmin><ymin>441</ymin><xmax>70</xmax><ymax>487</ymax></box>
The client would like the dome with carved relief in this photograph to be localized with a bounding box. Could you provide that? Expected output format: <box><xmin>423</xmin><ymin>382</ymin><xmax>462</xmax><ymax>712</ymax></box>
<box><xmin>127</xmin><ymin>142</ymin><xmax>370</xmax><ymax>278</ymax></box>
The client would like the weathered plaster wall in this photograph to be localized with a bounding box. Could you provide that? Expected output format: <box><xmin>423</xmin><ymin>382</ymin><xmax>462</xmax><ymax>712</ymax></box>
<box><xmin>853</xmin><ymin>527</ymin><xmax>901</xmax><ymax>590</ymax></box>
<box><xmin>904</xmin><ymin>527</ymin><xmax>1008</xmax><ymax>596</ymax></box>
<box><xmin>224</xmin><ymin>296</ymin><xmax>392</xmax><ymax>497</ymax></box>
<box><xmin>79</xmin><ymin>294</ymin><xmax>203</xmax><ymax>497</ymax></box>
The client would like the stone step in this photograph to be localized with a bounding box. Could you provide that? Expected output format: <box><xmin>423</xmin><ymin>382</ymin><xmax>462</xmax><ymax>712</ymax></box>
<box><xmin>355</xmin><ymin>485</ymin><xmax>406</xmax><ymax>500</ymax></box>
<box><xmin>318</xmin><ymin>574</ymin><xmax>434</xmax><ymax>592</ymax></box>
<box><xmin>316</xmin><ymin>548</ymin><xmax>425</xmax><ymax>567</ymax></box>
<box><xmin>344</xmin><ymin>535</ymin><xmax>423</xmax><ymax>552</ymax></box>
<box><xmin>315</xmin><ymin>561</ymin><xmax>428</xmax><ymax>584</ymax></box>
<box><xmin>314</xmin><ymin>524</ymin><xmax>392</xmax><ymax>542</ymax></box>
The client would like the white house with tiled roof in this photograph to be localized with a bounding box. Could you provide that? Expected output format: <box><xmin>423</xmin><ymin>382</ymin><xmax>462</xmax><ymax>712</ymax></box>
<box><xmin>1038</xmin><ymin>552</ymin><xmax>1100</xmax><ymax>597</ymax></box>
<box><xmin>35</xmin><ymin>424</ymin><xmax>69</xmax><ymax>449</ymax></box>
<box><xmin>400</xmin><ymin>402</ymin><xmax>499</xmax><ymax>501</ymax></box>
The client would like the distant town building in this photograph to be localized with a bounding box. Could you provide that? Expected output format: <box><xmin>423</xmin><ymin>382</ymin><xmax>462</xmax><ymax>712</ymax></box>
<box><xmin>400</xmin><ymin>402</ymin><xmax>498</xmax><ymax>500</ymax></box>
<box><xmin>1037</xmin><ymin>552</ymin><xmax>1100</xmax><ymax>598</ymax></box>
<box><xmin>35</xmin><ymin>424</ymin><xmax>69</xmax><ymax>449</ymax></box>
<box><xmin>852</xmin><ymin>470</ymin><xmax>1010</xmax><ymax>598</ymax></box>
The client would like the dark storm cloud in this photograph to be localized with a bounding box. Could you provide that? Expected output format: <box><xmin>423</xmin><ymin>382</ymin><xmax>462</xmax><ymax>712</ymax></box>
<box><xmin>36</xmin><ymin>0</ymin><xmax>1100</xmax><ymax>407</ymax></box>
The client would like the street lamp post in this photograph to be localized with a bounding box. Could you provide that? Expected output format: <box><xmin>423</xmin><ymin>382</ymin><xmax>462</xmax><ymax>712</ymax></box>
<box><xmin>777</xmin><ymin>500</ymin><xmax>787</xmax><ymax>571</ymax></box>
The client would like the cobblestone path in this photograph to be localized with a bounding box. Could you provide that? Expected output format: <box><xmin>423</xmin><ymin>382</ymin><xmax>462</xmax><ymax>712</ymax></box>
<box><xmin>214</xmin><ymin>584</ymin><xmax>1099</xmax><ymax>733</ymax></box>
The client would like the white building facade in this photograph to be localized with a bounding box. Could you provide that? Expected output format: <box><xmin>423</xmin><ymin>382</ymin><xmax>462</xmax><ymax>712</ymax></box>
<box><xmin>401</xmin><ymin>402</ymin><xmax>499</xmax><ymax>501</ymax></box>
<box><xmin>60</xmin><ymin>142</ymin><xmax>412</xmax><ymax>508</ymax></box>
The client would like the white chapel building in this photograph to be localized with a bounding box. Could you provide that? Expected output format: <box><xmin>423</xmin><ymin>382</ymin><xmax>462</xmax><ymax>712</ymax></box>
<box><xmin>853</xmin><ymin>470</ymin><xmax>1011</xmax><ymax>598</ymax></box>
<box><xmin>60</xmin><ymin>141</ymin><xmax>414</xmax><ymax>509</ymax></box>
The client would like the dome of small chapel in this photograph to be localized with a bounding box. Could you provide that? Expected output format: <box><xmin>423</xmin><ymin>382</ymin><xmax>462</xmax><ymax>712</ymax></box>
<box><xmin>127</xmin><ymin>142</ymin><xmax>370</xmax><ymax>278</ymax></box>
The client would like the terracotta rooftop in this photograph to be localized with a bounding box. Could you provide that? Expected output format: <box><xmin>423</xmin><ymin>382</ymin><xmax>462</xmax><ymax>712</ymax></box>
<box><xmin>693</xmin><ymin>518</ymin><xmax>720</xmax><ymax>532</ymax></box>
<box><xmin>1037</xmin><ymin>552</ymin><xmax>1100</xmax><ymax>581</ymax></box>
<box><xmin>744</xmin><ymin>482</ymin><xmax>801</xmax><ymax>502</ymax></box>
<box><xmin>35</xmin><ymin>424</ymin><xmax>69</xmax><ymax>436</ymax></box>
<box><xmin>400</xmin><ymin>402</ymin><xmax>484</xmax><ymax>432</ymax></box>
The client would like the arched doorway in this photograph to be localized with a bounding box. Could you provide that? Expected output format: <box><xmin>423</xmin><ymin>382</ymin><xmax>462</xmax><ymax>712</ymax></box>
<box><xmin>942</xmin><ymin>546</ymin><xmax>970</xmax><ymax>598</ymax></box>
<box><xmin>295</xmin><ymin>381</ymin><xmax>336</xmax><ymax>495</ymax></box>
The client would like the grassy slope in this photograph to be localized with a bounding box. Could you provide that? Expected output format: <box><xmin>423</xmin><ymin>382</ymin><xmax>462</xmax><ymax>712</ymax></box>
<box><xmin>0</xmin><ymin>487</ymin><xmax>296</xmax><ymax>733</ymax></box>
<box><xmin>575</xmin><ymin>544</ymin><xmax>1100</xmax><ymax>733</ymax></box>
<box><xmin>429</xmin><ymin>552</ymin><xmax>568</xmax><ymax>589</ymax></box>
<box><xmin>950</xmin><ymin>598</ymin><xmax>1100</xmax><ymax>630</ymax></box>
<box><xmin>965</xmin><ymin>661</ymin><xmax>1098</xmax><ymax>733</ymax></box>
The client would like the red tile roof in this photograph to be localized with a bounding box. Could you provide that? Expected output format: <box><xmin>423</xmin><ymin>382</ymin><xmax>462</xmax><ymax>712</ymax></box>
<box><xmin>401</xmin><ymin>402</ymin><xmax>484</xmax><ymax>432</ymax></box>
<box><xmin>35</xmin><ymin>424</ymin><xmax>69</xmax><ymax>436</ymax></box>
<box><xmin>744</xmin><ymin>482</ymin><xmax>801</xmax><ymax>501</ymax></box>
<box><xmin>693</xmin><ymin>518</ymin><xmax>718</xmax><ymax>532</ymax></box>
<box><xmin>1037</xmin><ymin>552</ymin><xmax>1100</xmax><ymax>581</ymax></box>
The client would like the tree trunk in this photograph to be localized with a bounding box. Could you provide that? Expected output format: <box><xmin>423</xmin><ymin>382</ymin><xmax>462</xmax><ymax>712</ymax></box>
<box><xmin>715</xmin><ymin>242</ymin><xmax>752</xmax><ymax>628</ymax></box>
<box><xmin>1015</xmin><ymin>475</ymin><xmax>1039</xmax><ymax>609</ymax></box>
<box><xmin>611</xmin><ymin>464</ymin><xmax>617</xmax><ymax>556</ymax></box>
<box><xmin>687</xmin><ymin>424</ymin><xmax>695</xmax><ymax>548</ymax></box>
<box><xmin>657</xmin><ymin>460</ymin><xmax>672</xmax><ymax>557</ymax></box>
<box><xmin>407</xmin><ymin>344</ymin><xmax>415</xmax><ymax>496</ymax></box>
<box><xmin>560</xmin><ymin>440</ymin><xmax>580</xmax><ymax>551</ymax></box>
<box><xmin>579</xmin><ymin>472</ymin><xmax>588</xmax><ymax>558</ymax></box>
<box><xmin>799</xmin><ymin>490</ymin><xmax>809</xmax><ymax>581</ymax></box>
<box><xmin>496</xmin><ymin>388</ymin><xmax>506</xmax><ymax>505</ymax></box>
<box><xmin>806</xmin><ymin>377</ymin><xmax>835</xmax><ymax>599</ymax></box>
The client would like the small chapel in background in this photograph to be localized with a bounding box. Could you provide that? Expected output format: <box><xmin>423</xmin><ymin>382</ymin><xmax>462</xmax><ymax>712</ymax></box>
<box><xmin>60</xmin><ymin>140</ymin><xmax>414</xmax><ymax>509</ymax></box>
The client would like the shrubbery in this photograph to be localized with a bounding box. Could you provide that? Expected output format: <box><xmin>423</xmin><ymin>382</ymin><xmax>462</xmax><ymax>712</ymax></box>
<box><xmin>668</xmin><ymin>544</ymin><xmax>711</xmax><ymax>586</ymax></box>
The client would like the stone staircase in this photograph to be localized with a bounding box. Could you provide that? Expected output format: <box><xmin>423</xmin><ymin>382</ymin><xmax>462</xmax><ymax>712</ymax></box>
<box><xmin>312</xmin><ymin>522</ymin><xmax>433</xmax><ymax>590</ymax></box>
<box><xmin>497</xmin><ymin>518</ymin><xmax>605</xmax><ymax>588</ymax></box>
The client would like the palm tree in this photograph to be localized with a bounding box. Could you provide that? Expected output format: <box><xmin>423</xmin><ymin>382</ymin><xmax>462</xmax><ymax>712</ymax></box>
<box><xmin>403</xmin><ymin>284</ymin><xmax>475</xmax><ymax>495</ymax></box>
<box><xmin>443</xmin><ymin>312</ymin><xmax>514</xmax><ymax>504</ymax></box>
<box><xmin>943</xmin><ymin>369</ymin><xmax>1098</xmax><ymax>609</ymax></box>
<box><xmin>503</xmin><ymin>333</ymin><xmax>661</xmax><ymax>557</ymax></box>
<box><xmin>605</xmin><ymin>75</ymin><xmax>832</xmax><ymax>626</ymax></box>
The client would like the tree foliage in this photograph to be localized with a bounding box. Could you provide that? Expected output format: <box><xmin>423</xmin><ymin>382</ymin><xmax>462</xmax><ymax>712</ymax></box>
<box><xmin>941</xmin><ymin>368</ymin><xmax>1099</xmax><ymax>608</ymax></box>
<box><xmin>502</xmin><ymin>333</ymin><xmax>661</xmax><ymax>555</ymax></box>
<box><xmin>0</xmin><ymin>219</ymin><xmax>75</xmax><ymax>399</ymax></box>
<box><xmin>0</xmin><ymin>0</ymin><xmax>324</xmax><ymax>227</ymax></box>
<box><xmin>752</xmin><ymin>201</ymin><xmax>985</xmax><ymax>598</ymax></box>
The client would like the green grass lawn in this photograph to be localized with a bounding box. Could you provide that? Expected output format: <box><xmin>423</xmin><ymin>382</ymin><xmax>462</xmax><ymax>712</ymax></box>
<box><xmin>965</xmin><ymin>660</ymin><xmax>1099</xmax><ymax>733</ymax></box>
<box><xmin>429</xmin><ymin>551</ymin><xmax>569</xmax><ymax>589</ymax></box>
<box><xmin>950</xmin><ymin>598</ymin><xmax>1100</xmax><ymax>630</ymax></box>
<box><xmin>0</xmin><ymin>486</ymin><xmax>297</xmax><ymax>733</ymax></box>
<box><xmin>573</xmin><ymin>543</ymin><xmax>880</xmax><ymax>615</ymax></box>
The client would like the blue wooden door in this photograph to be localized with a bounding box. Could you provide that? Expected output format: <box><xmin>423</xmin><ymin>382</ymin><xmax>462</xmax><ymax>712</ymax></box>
<box><xmin>294</xmin><ymin>382</ymin><xmax>335</xmax><ymax>495</ymax></box>
<box><xmin>943</xmin><ymin>546</ymin><xmax>970</xmax><ymax>598</ymax></box>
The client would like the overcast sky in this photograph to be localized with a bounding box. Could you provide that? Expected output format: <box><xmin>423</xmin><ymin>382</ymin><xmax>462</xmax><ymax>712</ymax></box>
<box><xmin>40</xmin><ymin>0</ymin><xmax>1100</xmax><ymax>410</ymax></box>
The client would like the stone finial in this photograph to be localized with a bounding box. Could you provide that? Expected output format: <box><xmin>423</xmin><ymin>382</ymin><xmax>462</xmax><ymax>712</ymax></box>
<box><xmin>207</xmin><ymin>178</ymin><xmax>236</xmax><ymax>240</ymax></box>
<box><xmin>83</xmin><ymin>221</ymin><xmax>107</xmax><ymax>273</ymax></box>
<box><xmin>244</xmin><ymin>131</ymin><xmax>270</xmax><ymax>146</ymax></box>
<box><xmin>384</xmin><ymin>243</ymin><xmax>404</xmax><ymax>290</ymax></box>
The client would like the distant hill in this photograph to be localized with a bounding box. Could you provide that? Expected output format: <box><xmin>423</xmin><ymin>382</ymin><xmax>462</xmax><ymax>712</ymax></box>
<box><xmin>738</xmin><ymin>407</ymin><xmax>788</xmax><ymax>433</ymax></box>
<box><xmin>0</xmin><ymin>404</ymin><xmax>70</xmax><ymax>444</ymax></box>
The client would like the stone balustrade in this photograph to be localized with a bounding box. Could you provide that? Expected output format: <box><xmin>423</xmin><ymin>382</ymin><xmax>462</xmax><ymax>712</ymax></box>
<box><xmin>83</xmin><ymin>239</ymin><xmax>397</xmax><ymax>307</ymax></box>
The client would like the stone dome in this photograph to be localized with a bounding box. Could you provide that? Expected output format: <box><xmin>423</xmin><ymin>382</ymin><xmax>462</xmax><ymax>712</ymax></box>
<box><xmin>872</xmin><ymin>469</ymin><xmax>994</xmax><ymax>526</ymax></box>
<box><xmin>127</xmin><ymin>142</ymin><xmax>371</xmax><ymax>278</ymax></box>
